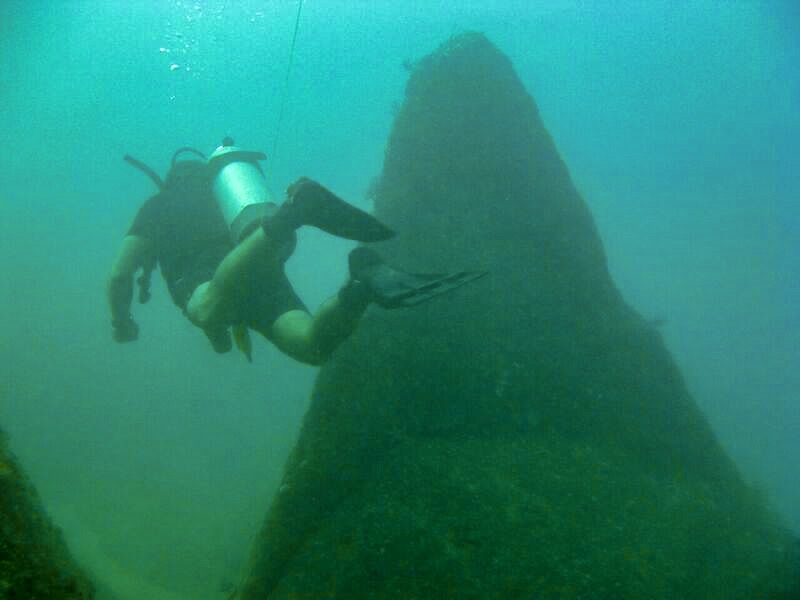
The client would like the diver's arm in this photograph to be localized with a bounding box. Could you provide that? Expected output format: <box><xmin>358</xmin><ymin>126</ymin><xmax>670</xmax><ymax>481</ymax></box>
<box><xmin>107</xmin><ymin>235</ymin><xmax>155</xmax><ymax>342</ymax></box>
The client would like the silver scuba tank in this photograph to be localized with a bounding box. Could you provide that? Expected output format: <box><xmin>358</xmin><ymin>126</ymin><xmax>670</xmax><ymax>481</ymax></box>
<box><xmin>207</xmin><ymin>144</ymin><xmax>274</xmax><ymax>243</ymax></box>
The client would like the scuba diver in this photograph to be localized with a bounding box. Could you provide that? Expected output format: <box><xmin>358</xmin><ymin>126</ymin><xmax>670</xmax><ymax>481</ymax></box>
<box><xmin>107</xmin><ymin>138</ymin><xmax>484</xmax><ymax>365</ymax></box>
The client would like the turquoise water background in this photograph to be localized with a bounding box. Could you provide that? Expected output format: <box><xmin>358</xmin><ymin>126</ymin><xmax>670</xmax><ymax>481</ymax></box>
<box><xmin>1</xmin><ymin>2</ymin><xmax>798</xmax><ymax>598</ymax></box>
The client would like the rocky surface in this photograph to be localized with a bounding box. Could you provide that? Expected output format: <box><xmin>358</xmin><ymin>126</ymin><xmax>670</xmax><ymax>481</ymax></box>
<box><xmin>241</xmin><ymin>32</ymin><xmax>799</xmax><ymax>599</ymax></box>
<box><xmin>0</xmin><ymin>427</ymin><xmax>94</xmax><ymax>599</ymax></box>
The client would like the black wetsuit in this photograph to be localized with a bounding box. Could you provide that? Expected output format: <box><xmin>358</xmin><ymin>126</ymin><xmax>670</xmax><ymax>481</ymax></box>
<box><xmin>128</xmin><ymin>186</ymin><xmax>305</xmax><ymax>329</ymax></box>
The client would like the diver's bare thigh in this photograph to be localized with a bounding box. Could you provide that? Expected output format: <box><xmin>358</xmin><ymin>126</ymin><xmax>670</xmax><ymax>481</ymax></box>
<box><xmin>186</xmin><ymin>281</ymin><xmax>228</xmax><ymax>328</ymax></box>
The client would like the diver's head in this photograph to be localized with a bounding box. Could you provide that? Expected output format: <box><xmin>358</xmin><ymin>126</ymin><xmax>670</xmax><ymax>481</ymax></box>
<box><xmin>165</xmin><ymin>146</ymin><xmax>208</xmax><ymax>190</ymax></box>
<box><xmin>163</xmin><ymin>159</ymin><xmax>209</xmax><ymax>193</ymax></box>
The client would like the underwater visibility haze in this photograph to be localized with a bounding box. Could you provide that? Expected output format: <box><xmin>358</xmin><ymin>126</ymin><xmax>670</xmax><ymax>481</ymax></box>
<box><xmin>0</xmin><ymin>1</ymin><xmax>798</xmax><ymax>598</ymax></box>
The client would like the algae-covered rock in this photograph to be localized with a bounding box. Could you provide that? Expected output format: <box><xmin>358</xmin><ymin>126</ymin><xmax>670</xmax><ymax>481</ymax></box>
<box><xmin>241</xmin><ymin>32</ymin><xmax>799</xmax><ymax>599</ymax></box>
<box><xmin>0</xmin><ymin>427</ymin><xmax>94</xmax><ymax>599</ymax></box>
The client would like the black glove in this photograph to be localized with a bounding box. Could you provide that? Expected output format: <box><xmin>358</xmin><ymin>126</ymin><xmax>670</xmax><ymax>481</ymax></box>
<box><xmin>203</xmin><ymin>326</ymin><xmax>232</xmax><ymax>353</ymax></box>
<box><xmin>112</xmin><ymin>317</ymin><xmax>139</xmax><ymax>343</ymax></box>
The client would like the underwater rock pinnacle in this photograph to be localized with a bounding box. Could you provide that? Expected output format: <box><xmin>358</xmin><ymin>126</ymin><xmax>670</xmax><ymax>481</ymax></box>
<box><xmin>240</xmin><ymin>32</ymin><xmax>799</xmax><ymax>599</ymax></box>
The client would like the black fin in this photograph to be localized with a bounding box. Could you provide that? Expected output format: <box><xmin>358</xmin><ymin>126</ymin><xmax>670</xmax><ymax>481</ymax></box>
<box><xmin>287</xmin><ymin>178</ymin><xmax>395</xmax><ymax>242</ymax></box>
<box><xmin>349</xmin><ymin>247</ymin><xmax>487</xmax><ymax>309</ymax></box>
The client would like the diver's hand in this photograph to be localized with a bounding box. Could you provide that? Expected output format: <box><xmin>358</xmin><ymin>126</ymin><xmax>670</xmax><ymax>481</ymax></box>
<box><xmin>203</xmin><ymin>326</ymin><xmax>232</xmax><ymax>354</ymax></box>
<box><xmin>112</xmin><ymin>317</ymin><xmax>139</xmax><ymax>343</ymax></box>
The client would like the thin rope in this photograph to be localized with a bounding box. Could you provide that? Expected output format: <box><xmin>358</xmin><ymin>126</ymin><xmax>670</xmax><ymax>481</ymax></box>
<box><xmin>268</xmin><ymin>0</ymin><xmax>304</xmax><ymax>182</ymax></box>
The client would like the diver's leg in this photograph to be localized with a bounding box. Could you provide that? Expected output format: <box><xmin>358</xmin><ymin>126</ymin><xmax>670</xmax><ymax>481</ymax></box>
<box><xmin>259</xmin><ymin>246</ymin><xmax>487</xmax><ymax>364</ymax></box>
<box><xmin>261</xmin><ymin>288</ymin><xmax>370</xmax><ymax>366</ymax></box>
<box><xmin>210</xmin><ymin>228</ymin><xmax>284</xmax><ymax>300</ymax></box>
<box><xmin>307</xmin><ymin>289</ymin><xmax>371</xmax><ymax>359</ymax></box>
<box><xmin>267</xmin><ymin>178</ymin><xmax>395</xmax><ymax>242</ymax></box>
<box><xmin>185</xmin><ymin>229</ymin><xmax>280</xmax><ymax>326</ymax></box>
<box><xmin>263</xmin><ymin>310</ymin><xmax>318</xmax><ymax>365</ymax></box>
<box><xmin>190</xmin><ymin>226</ymin><xmax>288</xmax><ymax>323</ymax></box>
<box><xmin>210</xmin><ymin>176</ymin><xmax>394</xmax><ymax>297</ymax></box>
<box><xmin>186</xmin><ymin>281</ymin><xmax>235</xmax><ymax>353</ymax></box>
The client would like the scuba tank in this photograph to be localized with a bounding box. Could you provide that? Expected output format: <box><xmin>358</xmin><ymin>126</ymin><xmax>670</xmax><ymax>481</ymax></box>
<box><xmin>207</xmin><ymin>138</ymin><xmax>274</xmax><ymax>243</ymax></box>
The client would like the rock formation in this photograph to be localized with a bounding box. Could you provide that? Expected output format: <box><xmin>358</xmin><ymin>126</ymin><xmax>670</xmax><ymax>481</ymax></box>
<box><xmin>0</xmin><ymin>427</ymin><xmax>94</xmax><ymax>598</ymax></box>
<box><xmin>241</xmin><ymin>32</ymin><xmax>799</xmax><ymax>599</ymax></box>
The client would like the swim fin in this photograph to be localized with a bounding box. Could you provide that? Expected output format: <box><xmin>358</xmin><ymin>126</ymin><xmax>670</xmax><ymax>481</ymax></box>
<box><xmin>286</xmin><ymin>178</ymin><xmax>395</xmax><ymax>242</ymax></box>
<box><xmin>348</xmin><ymin>247</ymin><xmax>487</xmax><ymax>309</ymax></box>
